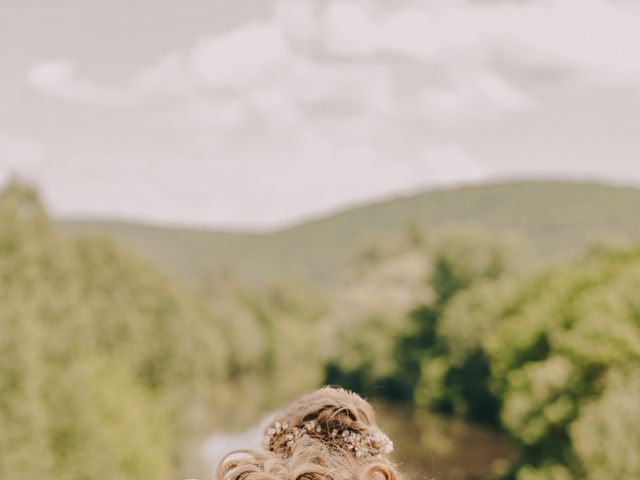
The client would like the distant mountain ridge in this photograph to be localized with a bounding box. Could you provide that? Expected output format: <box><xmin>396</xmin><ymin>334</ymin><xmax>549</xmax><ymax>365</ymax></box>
<box><xmin>60</xmin><ymin>181</ymin><xmax>640</xmax><ymax>286</ymax></box>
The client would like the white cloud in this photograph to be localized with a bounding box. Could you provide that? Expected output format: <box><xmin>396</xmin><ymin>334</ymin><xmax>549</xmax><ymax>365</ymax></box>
<box><xmin>274</xmin><ymin>0</ymin><xmax>319</xmax><ymax>47</ymax></box>
<box><xmin>134</xmin><ymin>36</ymin><xmax>395</xmax><ymax>137</ymax></box>
<box><xmin>18</xmin><ymin>0</ymin><xmax>640</xmax><ymax>228</ymax></box>
<box><xmin>314</xmin><ymin>0</ymin><xmax>640</xmax><ymax>90</ymax></box>
<box><xmin>487</xmin><ymin>0</ymin><xmax>640</xmax><ymax>87</ymax></box>
<box><xmin>26</xmin><ymin>60</ymin><xmax>131</xmax><ymax>107</ymax></box>
<box><xmin>322</xmin><ymin>1</ymin><xmax>378</xmax><ymax>57</ymax></box>
<box><xmin>170</xmin><ymin>96</ymin><xmax>248</xmax><ymax>135</ymax></box>
<box><xmin>23</xmin><ymin>137</ymin><xmax>483</xmax><ymax>229</ymax></box>
<box><xmin>379</xmin><ymin>9</ymin><xmax>439</xmax><ymax>62</ymax></box>
<box><xmin>289</xmin><ymin>59</ymin><xmax>393</xmax><ymax>113</ymax></box>
<box><xmin>189</xmin><ymin>21</ymin><xmax>291</xmax><ymax>90</ymax></box>
<box><xmin>194</xmin><ymin>138</ymin><xmax>486</xmax><ymax>228</ymax></box>
<box><xmin>26</xmin><ymin>0</ymin><xmax>640</xmax><ymax>112</ymax></box>
<box><xmin>420</xmin><ymin>69</ymin><xmax>534</xmax><ymax>126</ymax></box>
<box><xmin>379</xmin><ymin>7</ymin><xmax>485</xmax><ymax>64</ymax></box>
<box><xmin>26</xmin><ymin>21</ymin><xmax>294</xmax><ymax>108</ymax></box>
<box><xmin>247</xmin><ymin>85</ymin><xmax>301</xmax><ymax>130</ymax></box>
<box><xmin>383</xmin><ymin>0</ymin><xmax>640</xmax><ymax>88</ymax></box>
<box><xmin>131</xmin><ymin>52</ymin><xmax>195</xmax><ymax>98</ymax></box>
<box><xmin>27</xmin><ymin>60</ymin><xmax>74</xmax><ymax>90</ymax></box>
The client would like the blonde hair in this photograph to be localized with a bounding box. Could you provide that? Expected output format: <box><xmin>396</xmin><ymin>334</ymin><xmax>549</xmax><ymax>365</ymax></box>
<box><xmin>216</xmin><ymin>387</ymin><xmax>404</xmax><ymax>480</ymax></box>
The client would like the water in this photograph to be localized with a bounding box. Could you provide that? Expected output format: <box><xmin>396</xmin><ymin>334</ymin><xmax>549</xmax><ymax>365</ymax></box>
<box><xmin>203</xmin><ymin>401</ymin><xmax>516</xmax><ymax>480</ymax></box>
<box><xmin>374</xmin><ymin>403</ymin><xmax>515</xmax><ymax>480</ymax></box>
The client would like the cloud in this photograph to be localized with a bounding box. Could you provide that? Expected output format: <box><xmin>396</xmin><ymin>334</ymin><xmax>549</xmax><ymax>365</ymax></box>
<box><xmin>420</xmin><ymin>69</ymin><xmax>534</xmax><ymax>126</ymax></box>
<box><xmin>27</xmin><ymin>21</ymin><xmax>294</xmax><ymax>105</ymax></box>
<box><xmin>379</xmin><ymin>8</ymin><xmax>440</xmax><ymax>62</ymax></box>
<box><xmin>274</xmin><ymin>0</ymin><xmax>319</xmax><ymax>47</ymax></box>
<box><xmin>13</xmin><ymin>0</ymin><xmax>640</xmax><ymax>229</ymax></box>
<box><xmin>380</xmin><ymin>7</ymin><xmax>486</xmax><ymax>64</ymax></box>
<box><xmin>27</xmin><ymin>1</ymin><xmax>551</xmax><ymax>127</ymax></box>
<box><xmin>488</xmin><ymin>0</ymin><xmax>640</xmax><ymax>88</ymax></box>
<box><xmin>316</xmin><ymin>0</ymin><xmax>640</xmax><ymax>89</ymax></box>
<box><xmin>322</xmin><ymin>1</ymin><xmax>378</xmax><ymax>57</ymax></box>
<box><xmin>131</xmin><ymin>31</ymin><xmax>395</xmax><ymax>139</ymax></box>
<box><xmin>131</xmin><ymin>52</ymin><xmax>195</xmax><ymax>98</ymax></box>
<box><xmin>26</xmin><ymin>0</ymin><xmax>640</xmax><ymax>113</ymax></box>
<box><xmin>409</xmin><ymin>1</ymin><xmax>640</xmax><ymax>87</ymax></box>
<box><xmin>23</xmin><ymin>135</ymin><xmax>483</xmax><ymax>230</ymax></box>
<box><xmin>26</xmin><ymin>60</ymin><xmax>131</xmax><ymax>107</ymax></box>
<box><xmin>193</xmin><ymin>139</ymin><xmax>487</xmax><ymax>228</ymax></box>
<box><xmin>190</xmin><ymin>21</ymin><xmax>292</xmax><ymax>90</ymax></box>
<box><xmin>168</xmin><ymin>96</ymin><xmax>248</xmax><ymax>136</ymax></box>
<box><xmin>289</xmin><ymin>59</ymin><xmax>393</xmax><ymax>113</ymax></box>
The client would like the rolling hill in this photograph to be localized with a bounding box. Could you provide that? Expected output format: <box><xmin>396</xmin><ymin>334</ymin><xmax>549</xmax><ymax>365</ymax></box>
<box><xmin>60</xmin><ymin>181</ymin><xmax>640</xmax><ymax>286</ymax></box>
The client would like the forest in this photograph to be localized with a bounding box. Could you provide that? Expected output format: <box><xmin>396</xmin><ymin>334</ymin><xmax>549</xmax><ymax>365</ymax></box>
<box><xmin>1</xmin><ymin>180</ymin><xmax>639</xmax><ymax>480</ymax></box>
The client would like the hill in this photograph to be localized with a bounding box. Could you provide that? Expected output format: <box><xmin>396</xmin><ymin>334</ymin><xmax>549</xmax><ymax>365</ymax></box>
<box><xmin>60</xmin><ymin>181</ymin><xmax>640</xmax><ymax>286</ymax></box>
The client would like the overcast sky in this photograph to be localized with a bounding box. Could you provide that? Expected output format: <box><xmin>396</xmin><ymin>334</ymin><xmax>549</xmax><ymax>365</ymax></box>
<box><xmin>2</xmin><ymin>0</ymin><xmax>640</xmax><ymax>229</ymax></box>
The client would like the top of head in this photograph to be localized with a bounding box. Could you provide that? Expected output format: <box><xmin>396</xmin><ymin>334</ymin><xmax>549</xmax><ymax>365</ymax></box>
<box><xmin>262</xmin><ymin>386</ymin><xmax>393</xmax><ymax>459</ymax></box>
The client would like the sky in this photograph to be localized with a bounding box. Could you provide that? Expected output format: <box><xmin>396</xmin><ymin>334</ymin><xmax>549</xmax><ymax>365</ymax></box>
<box><xmin>1</xmin><ymin>0</ymin><xmax>640</xmax><ymax>230</ymax></box>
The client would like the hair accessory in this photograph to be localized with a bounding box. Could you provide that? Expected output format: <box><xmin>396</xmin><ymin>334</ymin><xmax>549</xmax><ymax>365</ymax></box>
<box><xmin>262</xmin><ymin>419</ymin><xmax>394</xmax><ymax>458</ymax></box>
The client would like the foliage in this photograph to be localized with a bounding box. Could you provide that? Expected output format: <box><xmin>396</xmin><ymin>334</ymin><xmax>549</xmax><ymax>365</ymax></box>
<box><xmin>570</xmin><ymin>369</ymin><xmax>640</xmax><ymax>479</ymax></box>
<box><xmin>407</xmin><ymin>243</ymin><xmax>640</xmax><ymax>478</ymax></box>
<box><xmin>199</xmin><ymin>271</ymin><xmax>328</xmax><ymax>400</ymax></box>
<box><xmin>325</xmin><ymin>228</ymin><xmax>523</xmax><ymax>409</ymax></box>
<box><xmin>323</xmin><ymin>229</ymin><xmax>433</xmax><ymax>398</ymax></box>
<box><xmin>4</xmin><ymin>178</ymin><xmax>640</xmax><ymax>480</ymax></box>
<box><xmin>0</xmin><ymin>181</ymin><xmax>231</xmax><ymax>479</ymax></box>
<box><xmin>482</xmin><ymin>245</ymin><xmax>640</xmax><ymax>478</ymax></box>
<box><xmin>0</xmin><ymin>181</ymin><xmax>327</xmax><ymax>479</ymax></box>
<box><xmin>399</xmin><ymin>230</ymin><xmax>523</xmax><ymax>421</ymax></box>
<box><xmin>324</xmin><ymin>222</ymin><xmax>640</xmax><ymax>479</ymax></box>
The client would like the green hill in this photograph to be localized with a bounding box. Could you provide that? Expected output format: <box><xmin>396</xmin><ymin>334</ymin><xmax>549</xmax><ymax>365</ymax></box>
<box><xmin>60</xmin><ymin>181</ymin><xmax>640</xmax><ymax>286</ymax></box>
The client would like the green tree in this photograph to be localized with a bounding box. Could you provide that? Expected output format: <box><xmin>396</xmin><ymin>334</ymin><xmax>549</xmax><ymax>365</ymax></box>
<box><xmin>396</xmin><ymin>229</ymin><xmax>524</xmax><ymax>417</ymax></box>
<box><xmin>485</xmin><ymin>245</ymin><xmax>640</xmax><ymax>478</ymax></box>
<box><xmin>0</xmin><ymin>181</ymin><xmax>229</xmax><ymax>479</ymax></box>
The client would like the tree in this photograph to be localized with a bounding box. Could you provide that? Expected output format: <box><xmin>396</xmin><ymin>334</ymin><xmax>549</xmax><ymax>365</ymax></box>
<box><xmin>0</xmin><ymin>182</ymin><xmax>228</xmax><ymax>480</ymax></box>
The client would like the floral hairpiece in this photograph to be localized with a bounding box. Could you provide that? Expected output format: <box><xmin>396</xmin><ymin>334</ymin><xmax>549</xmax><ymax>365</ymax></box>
<box><xmin>262</xmin><ymin>419</ymin><xmax>394</xmax><ymax>458</ymax></box>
